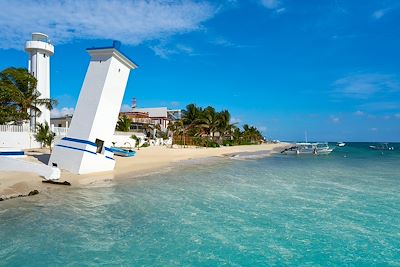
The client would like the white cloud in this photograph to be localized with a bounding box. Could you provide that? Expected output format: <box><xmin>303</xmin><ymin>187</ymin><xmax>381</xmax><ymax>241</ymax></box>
<box><xmin>261</xmin><ymin>0</ymin><xmax>280</xmax><ymax>9</ymax></box>
<box><xmin>354</xmin><ymin>110</ymin><xmax>364</xmax><ymax>116</ymax></box>
<box><xmin>332</xmin><ymin>73</ymin><xmax>400</xmax><ymax>99</ymax></box>
<box><xmin>275</xmin><ymin>7</ymin><xmax>286</xmax><ymax>14</ymax></box>
<box><xmin>230</xmin><ymin>117</ymin><xmax>242</xmax><ymax>124</ymax></box>
<box><xmin>50</xmin><ymin>107</ymin><xmax>74</xmax><ymax>118</ymax></box>
<box><xmin>150</xmin><ymin>43</ymin><xmax>196</xmax><ymax>59</ymax></box>
<box><xmin>211</xmin><ymin>37</ymin><xmax>237</xmax><ymax>47</ymax></box>
<box><xmin>358</xmin><ymin>101</ymin><xmax>400</xmax><ymax>111</ymax></box>
<box><xmin>0</xmin><ymin>0</ymin><xmax>217</xmax><ymax>50</ymax></box>
<box><xmin>330</xmin><ymin>116</ymin><xmax>340</xmax><ymax>124</ymax></box>
<box><xmin>170</xmin><ymin>101</ymin><xmax>180</xmax><ymax>108</ymax></box>
<box><xmin>370</xmin><ymin>127</ymin><xmax>378</xmax><ymax>132</ymax></box>
<box><xmin>258</xmin><ymin>126</ymin><xmax>268</xmax><ymax>132</ymax></box>
<box><xmin>372</xmin><ymin>9</ymin><xmax>389</xmax><ymax>19</ymax></box>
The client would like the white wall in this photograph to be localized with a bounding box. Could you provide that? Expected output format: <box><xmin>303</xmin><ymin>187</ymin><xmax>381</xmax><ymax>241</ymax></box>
<box><xmin>133</xmin><ymin>107</ymin><xmax>168</xmax><ymax>118</ymax></box>
<box><xmin>0</xmin><ymin>131</ymin><xmax>41</xmax><ymax>149</ymax></box>
<box><xmin>0</xmin><ymin>125</ymin><xmax>67</xmax><ymax>150</ymax></box>
<box><xmin>111</xmin><ymin>132</ymin><xmax>145</xmax><ymax>148</ymax></box>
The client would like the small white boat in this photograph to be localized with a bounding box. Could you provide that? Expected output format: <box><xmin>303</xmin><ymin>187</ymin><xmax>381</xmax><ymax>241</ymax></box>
<box><xmin>369</xmin><ymin>143</ymin><xmax>394</xmax><ymax>151</ymax></box>
<box><xmin>337</xmin><ymin>142</ymin><xmax>346</xmax><ymax>147</ymax></box>
<box><xmin>281</xmin><ymin>142</ymin><xmax>334</xmax><ymax>155</ymax></box>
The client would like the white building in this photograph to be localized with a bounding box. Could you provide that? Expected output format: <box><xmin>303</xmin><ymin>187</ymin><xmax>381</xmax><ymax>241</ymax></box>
<box><xmin>132</xmin><ymin>107</ymin><xmax>181</xmax><ymax>130</ymax></box>
<box><xmin>25</xmin><ymin>33</ymin><xmax>54</xmax><ymax>127</ymax></box>
<box><xmin>49</xmin><ymin>41</ymin><xmax>137</xmax><ymax>174</ymax></box>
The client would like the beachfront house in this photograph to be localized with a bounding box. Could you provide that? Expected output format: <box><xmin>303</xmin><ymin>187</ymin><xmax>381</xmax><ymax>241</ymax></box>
<box><xmin>120</xmin><ymin>107</ymin><xmax>181</xmax><ymax>135</ymax></box>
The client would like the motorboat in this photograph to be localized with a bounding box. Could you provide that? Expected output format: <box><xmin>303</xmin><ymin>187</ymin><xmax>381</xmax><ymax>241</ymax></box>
<box><xmin>281</xmin><ymin>142</ymin><xmax>334</xmax><ymax>155</ymax></box>
<box><xmin>369</xmin><ymin>143</ymin><xmax>394</xmax><ymax>151</ymax></box>
<box><xmin>337</xmin><ymin>142</ymin><xmax>346</xmax><ymax>147</ymax></box>
<box><xmin>110</xmin><ymin>147</ymin><xmax>136</xmax><ymax>157</ymax></box>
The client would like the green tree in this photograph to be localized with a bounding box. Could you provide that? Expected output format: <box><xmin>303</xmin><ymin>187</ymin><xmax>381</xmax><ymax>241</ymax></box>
<box><xmin>182</xmin><ymin>103</ymin><xmax>202</xmax><ymax>126</ymax></box>
<box><xmin>242</xmin><ymin>124</ymin><xmax>263</xmax><ymax>144</ymax></box>
<box><xmin>217</xmin><ymin>110</ymin><xmax>236</xmax><ymax>143</ymax></box>
<box><xmin>197</xmin><ymin>106</ymin><xmax>220</xmax><ymax>141</ymax></box>
<box><xmin>130</xmin><ymin>134</ymin><xmax>141</xmax><ymax>149</ymax></box>
<box><xmin>35</xmin><ymin>122</ymin><xmax>55</xmax><ymax>151</ymax></box>
<box><xmin>0</xmin><ymin>68</ymin><xmax>57</xmax><ymax>125</ymax></box>
<box><xmin>116</xmin><ymin>115</ymin><xmax>131</xmax><ymax>132</ymax></box>
<box><xmin>168</xmin><ymin>120</ymin><xmax>185</xmax><ymax>146</ymax></box>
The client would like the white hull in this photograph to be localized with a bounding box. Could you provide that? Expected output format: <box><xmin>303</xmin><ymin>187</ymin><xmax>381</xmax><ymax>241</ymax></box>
<box><xmin>282</xmin><ymin>142</ymin><xmax>334</xmax><ymax>155</ymax></box>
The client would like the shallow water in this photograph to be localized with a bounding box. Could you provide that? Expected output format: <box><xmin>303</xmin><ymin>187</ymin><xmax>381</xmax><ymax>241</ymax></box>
<box><xmin>1</xmin><ymin>143</ymin><xmax>400</xmax><ymax>266</ymax></box>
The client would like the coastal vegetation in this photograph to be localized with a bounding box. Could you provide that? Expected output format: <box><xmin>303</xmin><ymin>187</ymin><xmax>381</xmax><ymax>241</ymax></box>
<box><xmin>34</xmin><ymin>122</ymin><xmax>55</xmax><ymax>151</ymax></box>
<box><xmin>0</xmin><ymin>67</ymin><xmax>57</xmax><ymax>125</ymax></box>
<box><xmin>116</xmin><ymin>103</ymin><xmax>264</xmax><ymax>148</ymax></box>
<box><xmin>169</xmin><ymin>104</ymin><xmax>264</xmax><ymax>147</ymax></box>
<box><xmin>116</xmin><ymin>115</ymin><xmax>131</xmax><ymax>132</ymax></box>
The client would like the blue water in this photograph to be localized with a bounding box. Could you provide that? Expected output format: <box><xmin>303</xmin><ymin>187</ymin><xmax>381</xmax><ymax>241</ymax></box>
<box><xmin>1</xmin><ymin>143</ymin><xmax>400</xmax><ymax>266</ymax></box>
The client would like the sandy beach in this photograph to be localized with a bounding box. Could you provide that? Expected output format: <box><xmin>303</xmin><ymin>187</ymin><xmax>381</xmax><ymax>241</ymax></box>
<box><xmin>0</xmin><ymin>143</ymin><xmax>288</xmax><ymax>201</ymax></box>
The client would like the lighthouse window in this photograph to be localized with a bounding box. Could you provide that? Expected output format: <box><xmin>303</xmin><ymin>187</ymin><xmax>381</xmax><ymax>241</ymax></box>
<box><xmin>95</xmin><ymin>139</ymin><xmax>104</xmax><ymax>154</ymax></box>
<box><xmin>43</xmin><ymin>54</ymin><xmax>46</xmax><ymax>58</ymax></box>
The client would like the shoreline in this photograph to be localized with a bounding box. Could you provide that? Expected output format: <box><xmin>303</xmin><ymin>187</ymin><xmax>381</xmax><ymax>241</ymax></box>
<box><xmin>0</xmin><ymin>143</ymin><xmax>289</xmax><ymax>201</ymax></box>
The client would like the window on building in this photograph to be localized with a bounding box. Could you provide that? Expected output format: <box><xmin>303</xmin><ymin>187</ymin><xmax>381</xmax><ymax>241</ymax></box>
<box><xmin>95</xmin><ymin>139</ymin><xmax>104</xmax><ymax>154</ymax></box>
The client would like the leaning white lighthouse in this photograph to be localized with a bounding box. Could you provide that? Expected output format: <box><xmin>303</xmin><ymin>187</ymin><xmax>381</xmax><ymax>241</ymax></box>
<box><xmin>49</xmin><ymin>41</ymin><xmax>137</xmax><ymax>174</ymax></box>
<box><xmin>25</xmin><ymin>33</ymin><xmax>54</xmax><ymax>127</ymax></box>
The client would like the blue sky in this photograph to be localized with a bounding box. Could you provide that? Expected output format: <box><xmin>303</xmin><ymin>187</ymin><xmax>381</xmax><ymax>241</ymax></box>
<box><xmin>0</xmin><ymin>0</ymin><xmax>399</xmax><ymax>141</ymax></box>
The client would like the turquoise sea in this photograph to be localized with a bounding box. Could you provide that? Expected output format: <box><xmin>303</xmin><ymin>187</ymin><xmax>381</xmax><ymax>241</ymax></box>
<box><xmin>1</xmin><ymin>143</ymin><xmax>400</xmax><ymax>266</ymax></box>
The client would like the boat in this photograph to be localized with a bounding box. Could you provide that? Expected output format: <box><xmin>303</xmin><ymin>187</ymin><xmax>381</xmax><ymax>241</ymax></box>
<box><xmin>369</xmin><ymin>143</ymin><xmax>394</xmax><ymax>151</ymax></box>
<box><xmin>337</xmin><ymin>142</ymin><xmax>346</xmax><ymax>147</ymax></box>
<box><xmin>281</xmin><ymin>142</ymin><xmax>334</xmax><ymax>155</ymax></box>
<box><xmin>109</xmin><ymin>147</ymin><xmax>136</xmax><ymax>157</ymax></box>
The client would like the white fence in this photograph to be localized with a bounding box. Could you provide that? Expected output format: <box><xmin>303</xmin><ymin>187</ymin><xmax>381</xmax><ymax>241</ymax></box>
<box><xmin>1</xmin><ymin>125</ymin><xmax>170</xmax><ymax>149</ymax></box>
<box><xmin>0</xmin><ymin>125</ymin><xmax>35</xmax><ymax>133</ymax></box>
<box><xmin>53</xmin><ymin>126</ymin><xmax>69</xmax><ymax>136</ymax></box>
<box><xmin>0</xmin><ymin>125</ymin><xmax>69</xmax><ymax>149</ymax></box>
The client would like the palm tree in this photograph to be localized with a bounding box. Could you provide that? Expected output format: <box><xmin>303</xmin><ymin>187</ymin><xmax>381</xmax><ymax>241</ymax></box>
<box><xmin>34</xmin><ymin>122</ymin><xmax>55</xmax><ymax>151</ymax></box>
<box><xmin>182</xmin><ymin>103</ymin><xmax>202</xmax><ymax>126</ymax></box>
<box><xmin>168</xmin><ymin>120</ymin><xmax>185</xmax><ymax>146</ymax></box>
<box><xmin>197</xmin><ymin>106</ymin><xmax>220</xmax><ymax>141</ymax></box>
<box><xmin>0</xmin><ymin>68</ymin><xmax>57</xmax><ymax>126</ymax></box>
<box><xmin>217</xmin><ymin>110</ymin><xmax>236</xmax><ymax>143</ymax></box>
<box><xmin>242</xmin><ymin>124</ymin><xmax>263</xmax><ymax>144</ymax></box>
<box><xmin>116</xmin><ymin>115</ymin><xmax>131</xmax><ymax>132</ymax></box>
<box><xmin>232</xmin><ymin>126</ymin><xmax>242</xmax><ymax>144</ymax></box>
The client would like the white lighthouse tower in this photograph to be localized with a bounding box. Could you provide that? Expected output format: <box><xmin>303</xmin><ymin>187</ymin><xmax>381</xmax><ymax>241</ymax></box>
<box><xmin>25</xmin><ymin>33</ymin><xmax>54</xmax><ymax>127</ymax></box>
<box><xmin>49</xmin><ymin>41</ymin><xmax>137</xmax><ymax>174</ymax></box>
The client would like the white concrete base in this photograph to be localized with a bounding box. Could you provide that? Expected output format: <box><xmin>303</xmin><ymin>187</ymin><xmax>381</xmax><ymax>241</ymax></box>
<box><xmin>0</xmin><ymin>157</ymin><xmax>60</xmax><ymax>180</ymax></box>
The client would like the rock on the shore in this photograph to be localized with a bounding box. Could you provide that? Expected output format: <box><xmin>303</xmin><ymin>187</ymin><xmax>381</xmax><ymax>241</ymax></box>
<box><xmin>28</xmin><ymin>190</ymin><xmax>39</xmax><ymax>196</ymax></box>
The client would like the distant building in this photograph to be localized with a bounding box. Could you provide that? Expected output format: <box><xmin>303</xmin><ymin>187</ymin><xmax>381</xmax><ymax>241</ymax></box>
<box><xmin>50</xmin><ymin>115</ymin><xmax>73</xmax><ymax>128</ymax></box>
<box><xmin>121</xmin><ymin>107</ymin><xmax>181</xmax><ymax>131</ymax></box>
